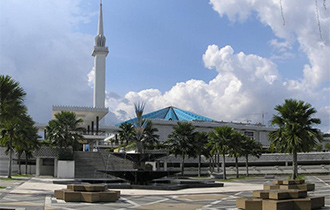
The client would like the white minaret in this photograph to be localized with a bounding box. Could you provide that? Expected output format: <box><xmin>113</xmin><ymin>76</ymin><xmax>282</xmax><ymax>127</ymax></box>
<box><xmin>92</xmin><ymin>1</ymin><xmax>108</xmax><ymax>108</ymax></box>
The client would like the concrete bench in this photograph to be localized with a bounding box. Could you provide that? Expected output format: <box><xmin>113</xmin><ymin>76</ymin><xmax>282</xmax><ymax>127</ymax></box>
<box><xmin>279</xmin><ymin>183</ymin><xmax>315</xmax><ymax>191</ymax></box>
<box><xmin>54</xmin><ymin>184</ymin><xmax>120</xmax><ymax>203</ymax></box>
<box><xmin>67</xmin><ymin>184</ymin><xmax>107</xmax><ymax>192</ymax></box>
<box><xmin>236</xmin><ymin>197</ymin><xmax>262</xmax><ymax>210</ymax></box>
<box><xmin>268</xmin><ymin>190</ymin><xmax>307</xmax><ymax>200</ymax></box>
<box><xmin>236</xmin><ymin>180</ymin><xmax>324</xmax><ymax>210</ymax></box>
<box><xmin>63</xmin><ymin>191</ymin><xmax>82</xmax><ymax>202</ymax></box>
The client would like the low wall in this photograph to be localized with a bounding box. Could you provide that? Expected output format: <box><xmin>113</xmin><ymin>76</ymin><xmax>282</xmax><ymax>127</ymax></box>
<box><xmin>57</xmin><ymin>160</ymin><xmax>75</xmax><ymax>178</ymax></box>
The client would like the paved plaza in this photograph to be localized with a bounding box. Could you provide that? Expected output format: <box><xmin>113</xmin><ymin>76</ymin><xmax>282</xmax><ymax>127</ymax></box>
<box><xmin>0</xmin><ymin>175</ymin><xmax>329</xmax><ymax>210</ymax></box>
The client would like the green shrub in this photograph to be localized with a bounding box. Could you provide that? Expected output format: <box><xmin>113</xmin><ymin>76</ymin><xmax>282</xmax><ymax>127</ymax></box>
<box><xmin>57</xmin><ymin>151</ymin><xmax>74</xmax><ymax>160</ymax></box>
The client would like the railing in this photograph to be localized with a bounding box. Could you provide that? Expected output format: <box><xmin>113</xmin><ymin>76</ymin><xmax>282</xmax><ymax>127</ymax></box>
<box><xmin>82</xmin><ymin>131</ymin><xmax>106</xmax><ymax>136</ymax></box>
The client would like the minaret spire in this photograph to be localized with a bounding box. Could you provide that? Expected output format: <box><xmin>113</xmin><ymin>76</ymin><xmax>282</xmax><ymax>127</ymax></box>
<box><xmin>95</xmin><ymin>0</ymin><xmax>106</xmax><ymax>47</ymax></box>
<box><xmin>98</xmin><ymin>0</ymin><xmax>104</xmax><ymax>36</ymax></box>
<box><xmin>92</xmin><ymin>1</ymin><xmax>109</xmax><ymax>109</ymax></box>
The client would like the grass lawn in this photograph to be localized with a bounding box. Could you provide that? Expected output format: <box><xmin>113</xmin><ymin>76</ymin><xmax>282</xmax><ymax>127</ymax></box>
<box><xmin>0</xmin><ymin>178</ymin><xmax>18</xmax><ymax>181</ymax></box>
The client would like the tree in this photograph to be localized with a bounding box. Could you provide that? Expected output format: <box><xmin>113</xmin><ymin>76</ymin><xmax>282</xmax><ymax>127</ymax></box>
<box><xmin>228</xmin><ymin>131</ymin><xmax>244</xmax><ymax>178</ymax></box>
<box><xmin>207</xmin><ymin>126</ymin><xmax>234</xmax><ymax>179</ymax></box>
<box><xmin>269</xmin><ymin>99</ymin><xmax>322</xmax><ymax>179</ymax></box>
<box><xmin>240</xmin><ymin>136</ymin><xmax>262</xmax><ymax>176</ymax></box>
<box><xmin>13</xmin><ymin>114</ymin><xmax>40</xmax><ymax>175</ymax></box>
<box><xmin>45</xmin><ymin>111</ymin><xmax>84</xmax><ymax>152</ymax></box>
<box><xmin>315</xmin><ymin>144</ymin><xmax>323</xmax><ymax>151</ymax></box>
<box><xmin>195</xmin><ymin>131</ymin><xmax>209</xmax><ymax>177</ymax></box>
<box><xmin>0</xmin><ymin>75</ymin><xmax>26</xmax><ymax>178</ymax></box>
<box><xmin>325</xmin><ymin>142</ymin><xmax>330</xmax><ymax>151</ymax></box>
<box><xmin>143</xmin><ymin>120</ymin><xmax>160</xmax><ymax>150</ymax></box>
<box><xmin>118</xmin><ymin>122</ymin><xmax>135</xmax><ymax>145</ymax></box>
<box><xmin>165</xmin><ymin>122</ymin><xmax>196</xmax><ymax>177</ymax></box>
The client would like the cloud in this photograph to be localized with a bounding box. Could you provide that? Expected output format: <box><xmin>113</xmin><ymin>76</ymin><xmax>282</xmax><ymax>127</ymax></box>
<box><xmin>107</xmin><ymin>43</ymin><xmax>329</xmax><ymax>132</ymax></box>
<box><xmin>209</xmin><ymin>0</ymin><xmax>330</xmax><ymax>89</ymax></box>
<box><xmin>87</xmin><ymin>68</ymin><xmax>95</xmax><ymax>88</ymax></box>
<box><xmin>108</xmin><ymin>45</ymin><xmax>289</xmax><ymax>126</ymax></box>
<box><xmin>0</xmin><ymin>0</ymin><xmax>95</xmax><ymax>123</ymax></box>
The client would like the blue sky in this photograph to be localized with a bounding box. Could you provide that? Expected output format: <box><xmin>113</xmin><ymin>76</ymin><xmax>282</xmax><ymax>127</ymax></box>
<box><xmin>0</xmin><ymin>0</ymin><xmax>329</xmax><ymax>132</ymax></box>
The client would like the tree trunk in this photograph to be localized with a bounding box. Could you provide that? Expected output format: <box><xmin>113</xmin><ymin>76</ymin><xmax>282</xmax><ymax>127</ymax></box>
<box><xmin>181</xmin><ymin>154</ymin><xmax>185</xmax><ymax>177</ymax></box>
<box><xmin>25</xmin><ymin>155</ymin><xmax>29</xmax><ymax>175</ymax></box>
<box><xmin>18</xmin><ymin>152</ymin><xmax>21</xmax><ymax>175</ymax></box>
<box><xmin>292</xmin><ymin>148</ymin><xmax>298</xmax><ymax>179</ymax></box>
<box><xmin>8</xmin><ymin>147</ymin><xmax>13</xmax><ymax>179</ymax></box>
<box><xmin>209</xmin><ymin>157</ymin><xmax>212</xmax><ymax>173</ymax></box>
<box><xmin>222</xmin><ymin>152</ymin><xmax>226</xmax><ymax>179</ymax></box>
<box><xmin>217</xmin><ymin>153</ymin><xmax>220</xmax><ymax>173</ymax></box>
<box><xmin>198</xmin><ymin>154</ymin><xmax>201</xmax><ymax>177</ymax></box>
<box><xmin>245</xmin><ymin>154</ymin><xmax>249</xmax><ymax>177</ymax></box>
<box><xmin>235</xmin><ymin>156</ymin><xmax>239</xmax><ymax>178</ymax></box>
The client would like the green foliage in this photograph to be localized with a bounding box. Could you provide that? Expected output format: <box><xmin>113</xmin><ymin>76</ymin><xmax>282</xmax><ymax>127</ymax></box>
<box><xmin>207</xmin><ymin>126</ymin><xmax>233</xmax><ymax>157</ymax></box>
<box><xmin>324</xmin><ymin>142</ymin><xmax>330</xmax><ymax>151</ymax></box>
<box><xmin>315</xmin><ymin>144</ymin><xmax>323</xmax><ymax>151</ymax></box>
<box><xmin>269</xmin><ymin>99</ymin><xmax>322</xmax><ymax>153</ymax></box>
<box><xmin>118</xmin><ymin>122</ymin><xmax>135</xmax><ymax>144</ymax></box>
<box><xmin>165</xmin><ymin>122</ymin><xmax>196</xmax><ymax>158</ymax></box>
<box><xmin>206</xmin><ymin>126</ymin><xmax>235</xmax><ymax>178</ymax></box>
<box><xmin>118</xmin><ymin>119</ymin><xmax>160</xmax><ymax>151</ymax></box>
<box><xmin>0</xmin><ymin>178</ymin><xmax>18</xmax><ymax>181</ymax></box>
<box><xmin>143</xmin><ymin>120</ymin><xmax>160</xmax><ymax>149</ymax></box>
<box><xmin>289</xmin><ymin>174</ymin><xmax>305</xmax><ymax>181</ymax></box>
<box><xmin>45</xmin><ymin>111</ymin><xmax>84</xmax><ymax>151</ymax></box>
<box><xmin>165</xmin><ymin>122</ymin><xmax>197</xmax><ymax>176</ymax></box>
<box><xmin>0</xmin><ymin>75</ymin><xmax>39</xmax><ymax>178</ymax></box>
<box><xmin>57</xmin><ymin>150</ymin><xmax>74</xmax><ymax>160</ymax></box>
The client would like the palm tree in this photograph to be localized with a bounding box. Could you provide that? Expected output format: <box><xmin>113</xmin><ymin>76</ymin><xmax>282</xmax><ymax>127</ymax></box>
<box><xmin>207</xmin><ymin>126</ymin><xmax>234</xmax><ymax>179</ymax></box>
<box><xmin>240</xmin><ymin>136</ymin><xmax>262</xmax><ymax>176</ymax></box>
<box><xmin>46</xmin><ymin>111</ymin><xmax>84</xmax><ymax>153</ymax></box>
<box><xmin>325</xmin><ymin>142</ymin><xmax>330</xmax><ymax>151</ymax></box>
<box><xmin>143</xmin><ymin>120</ymin><xmax>160</xmax><ymax>150</ymax></box>
<box><xmin>0</xmin><ymin>75</ymin><xmax>26</xmax><ymax>178</ymax></box>
<box><xmin>118</xmin><ymin>122</ymin><xmax>135</xmax><ymax>145</ymax></box>
<box><xmin>15</xmin><ymin>115</ymin><xmax>40</xmax><ymax>174</ymax></box>
<box><xmin>195</xmin><ymin>131</ymin><xmax>209</xmax><ymax>177</ymax></box>
<box><xmin>269</xmin><ymin>99</ymin><xmax>322</xmax><ymax>179</ymax></box>
<box><xmin>228</xmin><ymin>131</ymin><xmax>244</xmax><ymax>178</ymax></box>
<box><xmin>165</xmin><ymin>122</ymin><xmax>196</xmax><ymax>177</ymax></box>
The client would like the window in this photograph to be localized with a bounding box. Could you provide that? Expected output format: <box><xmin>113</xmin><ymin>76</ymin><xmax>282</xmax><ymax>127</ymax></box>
<box><xmin>244</xmin><ymin>131</ymin><xmax>254</xmax><ymax>138</ymax></box>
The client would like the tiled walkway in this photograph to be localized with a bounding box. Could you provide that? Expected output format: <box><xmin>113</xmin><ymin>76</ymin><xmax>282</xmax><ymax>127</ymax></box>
<box><xmin>0</xmin><ymin>175</ymin><xmax>329</xmax><ymax>210</ymax></box>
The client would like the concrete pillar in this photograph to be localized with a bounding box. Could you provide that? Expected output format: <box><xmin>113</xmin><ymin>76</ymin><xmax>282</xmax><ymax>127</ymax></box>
<box><xmin>36</xmin><ymin>157</ymin><xmax>41</xmax><ymax>176</ymax></box>
<box><xmin>96</xmin><ymin>116</ymin><xmax>99</xmax><ymax>135</ymax></box>
<box><xmin>54</xmin><ymin>158</ymin><xmax>58</xmax><ymax>177</ymax></box>
<box><xmin>164</xmin><ymin>160</ymin><xmax>168</xmax><ymax>171</ymax></box>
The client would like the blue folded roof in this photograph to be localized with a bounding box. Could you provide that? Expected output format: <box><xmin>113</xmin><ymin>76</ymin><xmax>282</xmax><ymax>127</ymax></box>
<box><xmin>117</xmin><ymin>106</ymin><xmax>215</xmax><ymax>125</ymax></box>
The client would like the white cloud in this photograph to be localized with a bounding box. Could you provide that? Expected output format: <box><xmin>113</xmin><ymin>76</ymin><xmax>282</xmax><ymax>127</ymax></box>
<box><xmin>0</xmin><ymin>0</ymin><xmax>95</xmax><ymax>123</ymax></box>
<box><xmin>203</xmin><ymin>0</ymin><xmax>329</xmax><ymax>131</ymax></box>
<box><xmin>107</xmin><ymin>45</ymin><xmax>287</xmax><ymax>125</ymax></box>
<box><xmin>87</xmin><ymin>68</ymin><xmax>95</xmax><ymax>88</ymax></box>
<box><xmin>209</xmin><ymin>0</ymin><xmax>330</xmax><ymax>89</ymax></box>
<box><xmin>107</xmin><ymin>42</ymin><xmax>329</xmax><ymax>132</ymax></box>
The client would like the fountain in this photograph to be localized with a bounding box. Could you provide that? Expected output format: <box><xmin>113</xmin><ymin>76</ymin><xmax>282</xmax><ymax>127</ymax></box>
<box><xmin>98</xmin><ymin>151</ymin><xmax>178</xmax><ymax>185</ymax></box>
<box><xmin>97</xmin><ymin>103</ymin><xmax>223</xmax><ymax>189</ymax></box>
<box><xmin>97</xmin><ymin>102</ymin><xmax>178</xmax><ymax>185</ymax></box>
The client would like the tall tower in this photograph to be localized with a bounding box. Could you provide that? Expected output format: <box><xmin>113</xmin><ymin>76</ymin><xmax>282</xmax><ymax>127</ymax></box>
<box><xmin>92</xmin><ymin>1</ymin><xmax>108</xmax><ymax>108</ymax></box>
